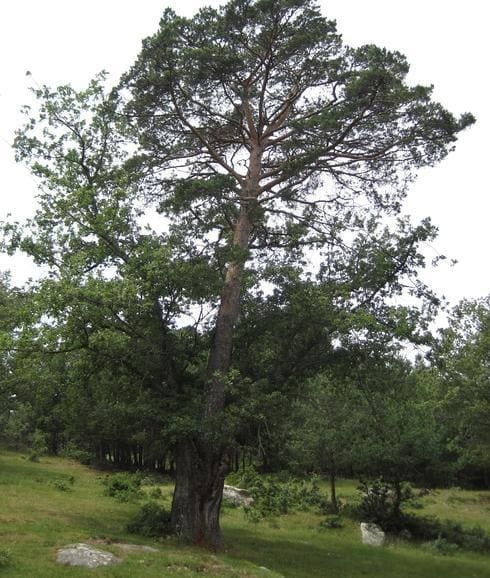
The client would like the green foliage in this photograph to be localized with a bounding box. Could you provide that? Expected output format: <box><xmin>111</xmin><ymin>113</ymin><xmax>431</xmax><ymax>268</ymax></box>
<box><xmin>30</xmin><ymin>430</ymin><xmax>48</xmax><ymax>459</ymax></box>
<box><xmin>0</xmin><ymin>547</ymin><xmax>12</xmax><ymax>568</ymax></box>
<box><xmin>421</xmin><ymin>536</ymin><xmax>459</xmax><ymax>556</ymax></box>
<box><xmin>405</xmin><ymin>515</ymin><xmax>490</xmax><ymax>553</ymax></box>
<box><xmin>244</xmin><ymin>475</ymin><xmax>329</xmax><ymax>521</ymax></box>
<box><xmin>227</xmin><ymin>463</ymin><xmax>261</xmax><ymax>489</ymax></box>
<box><xmin>320</xmin><ymin>499</ymin><xmax>344</xmax><ymax>516</ymax></box>
<box><xmin>288</xmin><ymin>373</ymin><xmax>362</xmax><ymax>475</ymax></box>
<box><xmin>0</xmin><ymin>403</ymin><xmax>33</xmax><ymax>451</ymax></box>
<box><xmin>426</xmin><ymin>296</ymin><xmax>490</xmax><ymax>486</ymax></box>
<box><xmin>126</xmin><ymin>501</ymin><xmax>172</xmax><ymax>537</ymax></box>
<box><xmin>319</xmin><ymin>515</ymin><xmax>344</xmax><ymax>530</ymax></box>
<box><xmin>356</xmin><ymin>479</ymin><xmax>413</xmax><ymax>532</ymax></box>
<box><xmin>60</xmin><ymin>444</ymin><xmax>94</xmax><ymax>465</ymax></box>
<box><xmin>52</xmin><ymin>479</ymin><xmax>71</xmax><ymax>492</ymax></box>
<box><xmin>102</xmin><ymin>472</ymin><xmax>143</xmax><ymax>502</ymax></box>
<box><xmin>148</xmin><ymin>487</ymin><xmax>163</xmax><ymax>500</ymax></box>
<box><xmin>352</xmin><ymin>478</ymin><xmax>490</xmax><ymax>553</ymax></box>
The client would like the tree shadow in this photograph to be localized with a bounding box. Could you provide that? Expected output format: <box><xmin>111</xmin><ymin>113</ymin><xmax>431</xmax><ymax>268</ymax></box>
<box><xmin>223</xmin><ymin>526</ymin><xmax>489</xmax><ymax>578</ymax></box>
<box><xmin>223</xmin><ymin>526</ymin><xmax>374</xmax><ymax>578</ymax></box>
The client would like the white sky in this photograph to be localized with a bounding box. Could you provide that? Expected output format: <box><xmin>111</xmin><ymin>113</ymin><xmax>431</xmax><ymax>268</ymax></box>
<box><xmin>0</xmin><ymin>0</ymin><xmax>488</xmax><ymax>308</ymax></box>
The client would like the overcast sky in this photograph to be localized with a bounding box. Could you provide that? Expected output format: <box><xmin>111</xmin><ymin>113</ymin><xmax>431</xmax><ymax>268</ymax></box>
<box><xmin>0</xmin><ymin>0</ymin><xmax>488</xmax><ymax>309</ymax></box>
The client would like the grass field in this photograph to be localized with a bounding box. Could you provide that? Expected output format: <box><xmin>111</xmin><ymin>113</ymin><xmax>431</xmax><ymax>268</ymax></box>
<box><xmin>0</xmin><ymin>449</ymin><xmax>489</xmax><ymax>577</ymax></box>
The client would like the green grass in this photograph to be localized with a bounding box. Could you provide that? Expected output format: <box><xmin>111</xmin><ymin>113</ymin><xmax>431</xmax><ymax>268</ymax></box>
<box><xmin>0</xmin><ymin>449</ymin><xmax>489</xmax><ymax>577</ymax></box>
<box><xmin>411</xmin><ymin>487</ymin><xmax>490</xmax><ymax>532</ymax></box>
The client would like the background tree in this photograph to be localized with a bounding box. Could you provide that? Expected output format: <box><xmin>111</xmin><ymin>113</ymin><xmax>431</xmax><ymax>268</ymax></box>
<box><xmin>7</xmin><ymin>77</ymin><xmax>206</xmax><ymax>466</ymax></box>
<box><xmin>288</xmin><ymin>372</ymin><xmax>362</xmax><ymax>512</ymax></box>
<box><xmin>0</xmin><ymin>275</ymin><xmax>29</xmax><ymax>448</ymax></box>
<box><xmin>427</xmin><ymin>297</ymin><xmax>490</xmax><ymax>487</ymax></box>
<box><xmin>347</xmin><ymin>348</ymin><xmax>442</xmax><ymax>506</ymax></box>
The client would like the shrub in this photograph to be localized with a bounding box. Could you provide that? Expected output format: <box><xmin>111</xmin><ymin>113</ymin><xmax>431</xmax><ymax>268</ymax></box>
<box><xmin>422</xmin><ymin>535</ymin><xmax>459</xmax><ymax>556</ymax></box>
<box><xmin>406</xmin><ymin>499</ymin><xmax>424</xmax><ymax>510</ymax></box>
<box><xmin>140</xmin><ymin>473</ymin><xmax>170</xmax><ymax>486</ymax></box>
<box><xmin>31</xmin><ymin>429</ymin><xmax>48</xmax><ymax>455</ymax></box>
<box><xmin>226</xmin><ymin>463</ymin><xmax>260</xmax><ymax>489</ymax></box>
<box><xmin>0</xmin><ymin>547</ymin><xmax>12</xmax><ymax>568</ymax></box>
<box><xmin>127</xmin><ymin>502</ymin><xmax>172</xmax><ymax>537</ymax></box>
<box><xmin>53</xmin><ymin>479</ymin><xmax>71</xmax><ymax>492</ymax></box>
<box><xmin>244</xmin><ymin>476</ymin><xmax>329</xmax><ymax>522</ymax></box>
<box><xmin>405</xmin><ymin>515</ymin><xmax>490</xmax><ymax>553</ymax></box>
<box><xmin>320</xmin><ymin>498</ymin><xmax>344</xmax><ymax>516</ymax></box>
<box><xmin>356</xmin><ymin>479</ymin><xmax>412</xmax><ymax>532</ymax></box>
<box><xmin>341</xmin><ymin>500</ymin><xmax>361</xmax><ymax>520</ymax></box>
<box><xmin>243</xmin><ymin>506</ymin><xmax>263</xmax><ymax>524</ymax></box>
<box><xmin>148</xmin><ymin>487</ymin><xmax>163</xmax><ymax>500</ymax></box>
<box><xmin>102</xmin><ymin>472</ymin><xmax>143</xmax><ymax>502</ymax></box>
<box><xmin>319</xmin><ymin>515</ymin><xmax>343</xmax><ymax>530</ymax></box>
<box><xmin>61</xmin><ymin>444</ymin><xmax>94</xmax><ymax>465</ymax></box>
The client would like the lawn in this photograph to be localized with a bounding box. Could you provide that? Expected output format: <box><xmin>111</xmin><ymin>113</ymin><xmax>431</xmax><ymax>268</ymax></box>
<box><xmin>0</xmin><ymin>449</ymin><xmax>488</xmax><ymax>577</ymax></box>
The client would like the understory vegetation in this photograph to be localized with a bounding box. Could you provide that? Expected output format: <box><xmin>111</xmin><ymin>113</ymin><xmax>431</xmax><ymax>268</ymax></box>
<box><xmin>0</xmin><ymin>450</ymin><xmax>488</xmax><ymax>577</ymax></box>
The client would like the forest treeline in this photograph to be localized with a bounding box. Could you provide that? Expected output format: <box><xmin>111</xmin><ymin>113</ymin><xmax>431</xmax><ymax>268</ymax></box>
<box><xmin>1</xmin><ymin>274</ymin><xmax>488</xmax><ymax>489</ymax></box>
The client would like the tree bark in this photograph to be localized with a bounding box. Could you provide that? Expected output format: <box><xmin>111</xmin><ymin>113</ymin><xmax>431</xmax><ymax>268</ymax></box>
<box><xmin>170</xmin><ymin>439</ymin><xmax>225</xmax><ymax>549</ymax></box>
<box><xmin>170</xmin><ymin>148</ymin><xmax>261</xmax><ymax>548</ymax></box>
<box><xmin>330</xmin><ymin>469</ymin><xmax>338</xmax><ymax>513</ymax></box>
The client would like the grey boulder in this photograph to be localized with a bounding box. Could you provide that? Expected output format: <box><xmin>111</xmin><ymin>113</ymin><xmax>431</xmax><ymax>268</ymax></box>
<box><xmin>360</xmin><ymin>523</ymin><xmax>385</xmax><ymax>546</ymax></box>
<box><xmin>56</xmin><ymin>543</ymin><xmax>121</xmax><ymax>568</ymax></box>
<box><xmin>223</xmin><ymin>484</ymin><xmax>254</xmax><ymax>507</ymax></box>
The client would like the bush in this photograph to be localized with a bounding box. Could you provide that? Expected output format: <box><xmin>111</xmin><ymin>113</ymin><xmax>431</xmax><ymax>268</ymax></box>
<box><xmin>226</xmin><ymin>463</ymin><xmax>260</xmax><ymax>489</ymax></box>
<box><xmin>319</xmin><ymin>515</ymin><xmax>343</xmax><ymax>530</ymax></box>
<box><xmin>0</xmin><ymin>547</ymin><xmax>12</xmax><ymax>568</ymax></box>
<box><xmin>30</xmin><ymin>429</ymin><xmax>48</xmax><ymax>456</ymax></box>
<box><xmin>243</xmin><ymin>506</ymin><xmax>263</xmax><ymax>524</ymax></box>
<box><xmin>320</xmin><ymin>498</ymin><xmax>344</xmax><ymax>516</ymax></box>
<box><xmin>341</xmin><ymin>500</ymin><xmax>361</xmax><ymax>520</ymax></box>
<box><xmin>148</xmin><ymin>487</ymin><xmax>163</xmax><ymax>500</ymax></box>
<box><xmin>405</xmin><ymin>515</ymin><xmax>490</xmax><ymax>553</ymax></box>
<box><xmin>102</xmin><ymin>472</ymin><xmax>143</xmax><ymax>502</ymax></box>
<box><xmin>356</xmin><ymin>479</ymin><xmax>412</xmax><ymax>532</ymax></box>
<box><xmin>244</xmin><ymin>475</ymin><xmax>329</xmax><ymax>522</ymax></box>
<box><xmin>52</xmin><ymin>479</ymin><xmax>71</xmax><ymax>492</ymax></box>
<box><xmin>140</xmin><ymin>473</ymin><xmax>170</xmax><ymax>486</ymax></box>
<box><xmin>61</xmin><ymin>444</ymin><xmax>94</xmax><ymax>465</ymax></box>
<box><xmin>127</xmin><ymin>502</ymin><xmax>172</xmax><ymax>537</ymax></box>
<box><xmin>422</xmin><ymin>535</ymin><xmax>459</xmax><ymax>556</ymax></box>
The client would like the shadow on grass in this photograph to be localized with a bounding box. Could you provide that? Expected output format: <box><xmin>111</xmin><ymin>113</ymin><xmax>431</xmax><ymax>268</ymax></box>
<box><xmin>223</xmin><ymin>526</ymin><xmax>490</xmax><ymax>578</ymax></box>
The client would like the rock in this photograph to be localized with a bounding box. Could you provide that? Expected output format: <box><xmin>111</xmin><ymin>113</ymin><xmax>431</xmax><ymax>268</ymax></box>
<box><xmin>56</xmin><ymin>543</ymin><xmax>121</xmax><ymax>568</ymax></box>
<box><xmin>223</xmin><ymin>484</ymin><xmax>254</xmax><ymax>507</ymax></box>
<box><xmin>360</xmin><ymin>523</ymin><xmax>385</xmax><ymax>546</ymax></box>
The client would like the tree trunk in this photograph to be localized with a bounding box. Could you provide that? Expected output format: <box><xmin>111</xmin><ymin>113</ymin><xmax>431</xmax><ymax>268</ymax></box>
<box><xmin>170</xmin><ymin>191</ymin><xmax>257</xmax><ymax>548</ymax></box>
<box><xmin>330</xmin><ymin>469</ymin><xmax>338</xmax><ymax>513</ymax></box>
<box><xmin>393</xmin><ymin>479</ymin><xmax>402</xmax><ymax>516</ymax></box>
<box><xmin>170</xmin><ymin>440</ymin><xmax>225</xmax><ymax>549</ymax></box>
